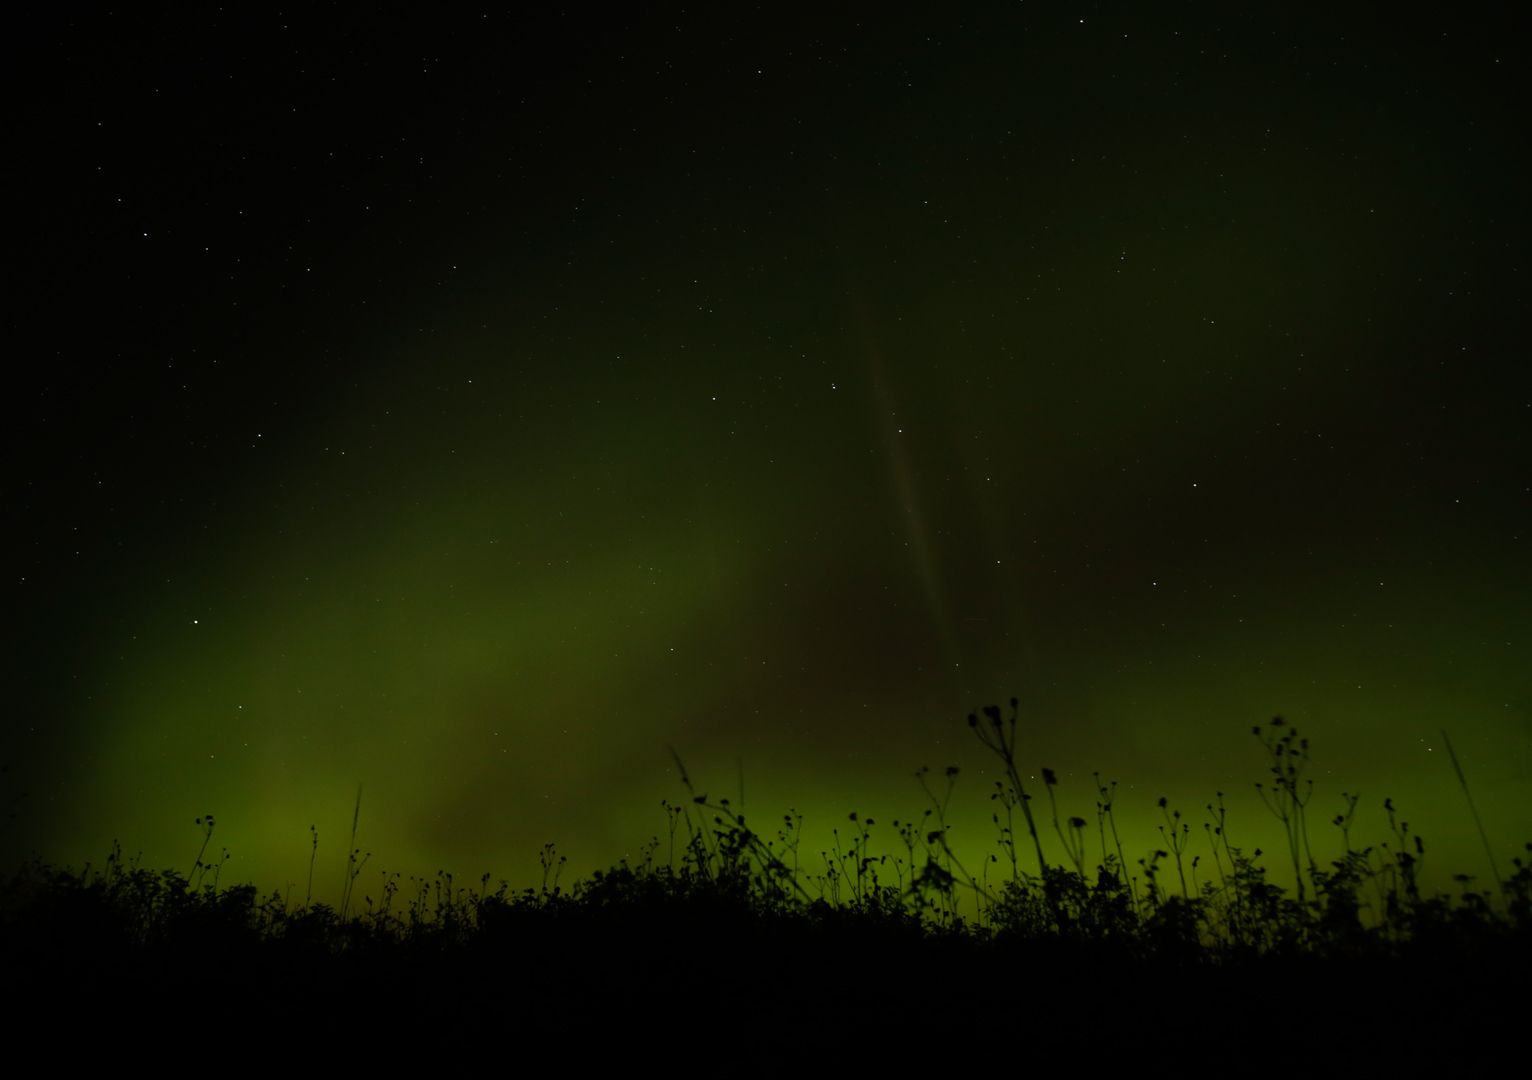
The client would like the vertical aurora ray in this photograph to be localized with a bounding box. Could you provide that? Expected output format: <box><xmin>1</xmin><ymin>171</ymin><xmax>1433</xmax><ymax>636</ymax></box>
<box><xmin>856</xmin><ymin>301</ymin><xmax>968</xmax><ymax>700</ymax></box>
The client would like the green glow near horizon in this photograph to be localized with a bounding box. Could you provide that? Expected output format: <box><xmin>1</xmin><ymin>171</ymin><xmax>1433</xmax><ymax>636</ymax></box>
<box><xmin>49</xmin><ymin>301</ymin><xmax>1530</xmax><ymax>904</ymax></box>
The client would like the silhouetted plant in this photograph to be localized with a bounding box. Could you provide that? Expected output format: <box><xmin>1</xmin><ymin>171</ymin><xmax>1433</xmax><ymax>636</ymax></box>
<box><xmin>2</xmin><ymin>706</ymin><xmax>1526</xmax><ymax>1002</ymax></box>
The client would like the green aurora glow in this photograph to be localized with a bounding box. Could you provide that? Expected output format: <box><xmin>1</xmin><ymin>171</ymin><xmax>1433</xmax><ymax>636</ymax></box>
<box><xmin>9</xmin><ymin>9</ymin><xmax>1527</xmax><ymax>903</ymax></box>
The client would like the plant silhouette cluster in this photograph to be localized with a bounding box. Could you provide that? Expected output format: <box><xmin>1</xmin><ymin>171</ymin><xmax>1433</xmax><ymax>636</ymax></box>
<box><xmin>1</xmin><ymin>709</ymin><xmax>1527</xmax><ymax>1059</ymax></box>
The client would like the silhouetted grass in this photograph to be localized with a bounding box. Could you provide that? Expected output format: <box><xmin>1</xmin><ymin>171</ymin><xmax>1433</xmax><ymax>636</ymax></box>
<box><xmin>2</xmin><ymin>708</ymin><xmax>1526</xmax><ymax>1062</ymax></box>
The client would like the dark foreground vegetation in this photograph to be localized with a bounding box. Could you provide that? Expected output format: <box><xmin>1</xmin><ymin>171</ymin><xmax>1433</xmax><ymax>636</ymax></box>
<box><xmin>3</xmin><ymin>711</ymin><xmax>1527</xmax><ymax>1063</ymax></box>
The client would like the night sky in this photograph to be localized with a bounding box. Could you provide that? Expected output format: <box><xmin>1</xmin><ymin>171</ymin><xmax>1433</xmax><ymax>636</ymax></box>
<box><xmin>8</xmin><ymin>6</ymin><xmax>1528</xmax><ymax>900</ymax></box>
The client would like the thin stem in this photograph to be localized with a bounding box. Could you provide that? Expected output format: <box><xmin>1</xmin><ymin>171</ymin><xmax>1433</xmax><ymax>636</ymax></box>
<box><xmin>1442</xmin><ymin>730</ymin><xmax>1504</xmax><ymax>896</ymax></box>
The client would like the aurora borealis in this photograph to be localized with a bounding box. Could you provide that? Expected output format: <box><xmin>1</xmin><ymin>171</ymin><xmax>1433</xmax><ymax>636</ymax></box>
<box><xmin>7</xmin><ymin>7</ymin><xmax>1527</xmax><ymax>901</ymax></box>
